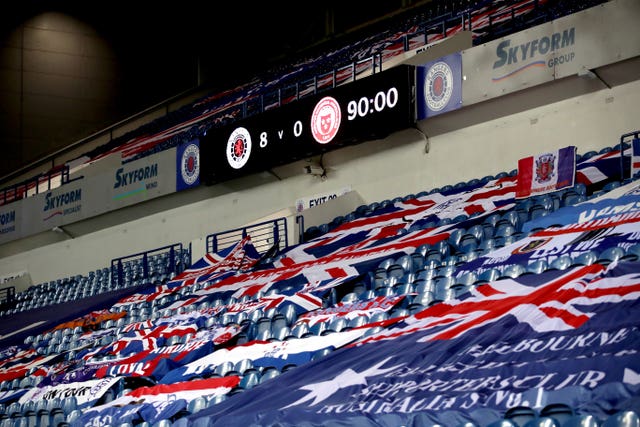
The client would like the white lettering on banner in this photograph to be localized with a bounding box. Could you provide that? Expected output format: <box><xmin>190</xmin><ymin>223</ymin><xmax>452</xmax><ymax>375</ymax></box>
<box><xmin>315</xmin><ymin>369</ymin><xmax>605</xmax><ymax>416</ymax></box>
<box><xmin>113</xmin><ymin>164</ymin><xmax>158</xmax><ymax>189</ymax></box>
<box><xmin>43</xmin><ymin>189</ymin><xmax>82</xmax><ymax>211</ymax></box>
<box><xmin>578</xmin><ymin>202</ymin><xmax>640</xmax><ymax>223</ymax></box>
<box><xmin>107</xmin><ymin>362</ymin><xmax>152</xmax><ymax>377</ymax></box>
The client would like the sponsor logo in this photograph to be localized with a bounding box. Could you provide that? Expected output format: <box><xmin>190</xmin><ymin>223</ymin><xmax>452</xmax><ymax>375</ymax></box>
<box><xmin>311</xmin><ymin>96</ymin><xmax>341</xmax><ymax>144</ymax></box>
<box><xmin>424</xmin><ymin>61</ymin><xmax>453</xmax><ymax>112</ymax></box>
<box><xmin>227</xmin><ymin>127</ymin><xmax>252</xmax><ymax>169</ymax></box>
<box><xmin>180</xmin><ymin>143</ymin><xmax>200</xmax><ymax>185</ymax></box>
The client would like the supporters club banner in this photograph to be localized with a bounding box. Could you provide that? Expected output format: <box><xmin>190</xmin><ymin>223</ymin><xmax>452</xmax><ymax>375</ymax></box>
<box><xmin>516</xmin><ymin>146</ymin><xmax>576</xmax><ymax>198</ymax></box>
<box><xmin>186</xmin><ymin>263</ymin><xmax>640</xmax><ymax>426</ymax></box>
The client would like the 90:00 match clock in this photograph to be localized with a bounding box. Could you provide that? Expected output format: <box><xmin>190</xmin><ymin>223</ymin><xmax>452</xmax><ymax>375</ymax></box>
<box><xmin>201</xmin><ymin>64</ymin><xmax>416</xmax><ymax>185</ymax></box>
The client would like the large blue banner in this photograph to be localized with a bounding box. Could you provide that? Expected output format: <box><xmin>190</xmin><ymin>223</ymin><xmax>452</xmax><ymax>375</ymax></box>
<box><xmin>187</xmin><ymin>262</ymin><xmax>640</xmax><ymax>426</ymax></box>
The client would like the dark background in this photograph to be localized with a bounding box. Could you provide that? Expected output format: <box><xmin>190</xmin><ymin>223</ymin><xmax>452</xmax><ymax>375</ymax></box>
<box><xmin>0</xmin><ymin>0</ymin><xmax>428</xmax><ymax>181</ymax></box>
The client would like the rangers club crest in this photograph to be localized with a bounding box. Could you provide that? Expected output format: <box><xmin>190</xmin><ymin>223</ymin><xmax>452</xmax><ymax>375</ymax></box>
<box><xmin>535</xmin><ymin>153</ymin><xmax>556</xmax><ymax>183</ymax></box>
<box><xmin>227</xmin><ymin>127</ymin><xmax>252</xmax><ymax>169</ymax></box>
<box><xmin>311</xmin><ymin>96</ymin><xmax>341</xmax><ymax>144</ymax></box>
<box><xmin>424</xmin><ymin>61</ymin><xmax>454</xmax><ymax>112</ymax></box>
<box><xmin>180</xmin><ymin>143</ymin><xmax>200</xmax><ymax>186</ymax></box>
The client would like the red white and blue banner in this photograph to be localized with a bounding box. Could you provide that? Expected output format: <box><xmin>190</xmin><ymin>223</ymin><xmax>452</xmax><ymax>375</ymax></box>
<box><xmin>516</xmin><ymin>146</ymin><xmax>577</xmax><ymax>198</ymax></box>
<box><xmin>72</xmin><ymin>376</ymin><xmax>240</xmax><ymax>427</ymax></box>
<box><xmin>417</xmin><ymin>53</ymin><xmax>463</xmax><ymax>120</ymax></box>
<box><xmin>185</xmin><ymin>262</ymin><xmax>640</xmax><ymax>426</ymax></box>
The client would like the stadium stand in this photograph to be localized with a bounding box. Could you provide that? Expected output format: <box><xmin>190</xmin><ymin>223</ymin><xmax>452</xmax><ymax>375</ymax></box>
<box><xmin>0</xmin><ymin>0</ymin><xmax>639</xmax><ymax>426</ymax></box>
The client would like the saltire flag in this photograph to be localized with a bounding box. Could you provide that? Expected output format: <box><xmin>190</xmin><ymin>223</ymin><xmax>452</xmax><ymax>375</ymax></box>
<box><xmin>632</xmin><ymin>138</ymin><xmax>640</xmax><ymax>178</ymax></box>
<box><xmin>71</xmin><ymin>376</ymin><xmax>240</xmax><ymax>427</ymax></box>
<box><xmin>158</xmin><ymin>328</ymin><xmax>372</xmax><ymax>384</ymax></box>
<box><xmin>185</xmin><ymin>262</ymin><xmax>640</xmax><ymax>427</ymax></box>
<box><xmin>456</xmin><ymin>208</ymin><xmax>640</xmax><ymax>278</ymax></box>
<box><xmin>516</xmin><ymin>146</ymin><xmax>576</xmax><ymax>199</ymax></box>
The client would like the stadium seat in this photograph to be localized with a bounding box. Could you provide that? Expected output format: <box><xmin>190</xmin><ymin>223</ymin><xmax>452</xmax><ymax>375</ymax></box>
<box><xmin>624</xmin><ymin>243</ymin><xmax>640</xmax><ymax>262</ymax></box>
<box><xmin>259</xmin><ymin>367</ymin><xmax>280</xmax><ymax>384</ymax></box>
<box><xmin>486</xmin><ymin>421</ymin><xmax>519</xmax><ymax>427</ymax></box>
<box><xmin>499</xmin><ymin>264</ymin><xmax>526</xmax><ymax>279</ymax></box>
<box><xmin>475</xmin><ymin>268</ymin><xmax>501</xmax><ymax>285</ymax></box>
<box><xmin>547</xmin><ymin>255</ymin><xmax>573</xmax><ymax>271</ymax></box>
<box><xmin>524</xmin><ymin>259</ymin><xmax>548</xmax><ymax>275</ymax></box>
<box><xmin>504</xmin><ymin>405</ymin><xmax>538</xmax><ymax>427</ymax></box>
<box><xmin>562</xmin><ymin>414</ymin><xmax>601</xmax><ymax>427</ymax></box>
<box><xmin>238</xmin><ymin>371</ymin><xmax>261</xmax><ymax>390</ymax></box>
<box><xmin>522</xmin><ymin>416</ymin><xmax>561</xmax><ymax>427</ymax></box>
<box><xmin>602</xmin><ymin>410</ymin><xmax>640</xmax><ymax>427</ymax></box>
<box><xmin>597</xmin><ymin>247</ymin><xmax>626</xmax><ymax>265</ymax></box>
<box><xmin>539</xmin><ymin>403</ymin><xmax>574</xmax><ymax>425</ymax></box>
<box><xmin>571</xmin><ymin>250</ymin><xmax>599</xmax><ymax>267</ymax></box>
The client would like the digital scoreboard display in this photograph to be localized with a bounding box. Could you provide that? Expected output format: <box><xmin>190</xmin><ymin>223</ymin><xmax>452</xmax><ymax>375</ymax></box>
<box><xmin>200</xmin><ymin>64</ymin><xmax>416</xmax><ymax>185</ymax></box>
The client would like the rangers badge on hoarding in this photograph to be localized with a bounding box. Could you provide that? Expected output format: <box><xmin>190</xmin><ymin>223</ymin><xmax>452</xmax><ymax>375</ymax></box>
<box><xmin>227</xmin><ymin>127</ymin><xmax>252</xmax><ymax>169</ymax></box>
<box><xmin>180</xmin><ymin>143</ymin><xmax>200</xmax><ymax>185</ymax></box>
<box><xmin>424</xmin><ymin>61</ymin><xmax>454</xmax><ymax>112</ymax></box>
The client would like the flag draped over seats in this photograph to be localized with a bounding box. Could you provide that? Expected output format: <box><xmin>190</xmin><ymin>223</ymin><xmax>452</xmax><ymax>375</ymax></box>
<box><xmin>186</xmin><ymin>262</ymin><xmax>640</xmax><ymax>427</ymax></box>
<box><xmin>3</xmin><ymin>153</ymin><xmax>640</xmax><ymax>427</ymax></box>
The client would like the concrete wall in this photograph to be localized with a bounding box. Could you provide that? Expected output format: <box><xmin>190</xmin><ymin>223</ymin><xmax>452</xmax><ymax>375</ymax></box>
<box><xmin>0</xmin><ymin>77</ymin><xmax>637</xmax><ymax>284</ymax></box>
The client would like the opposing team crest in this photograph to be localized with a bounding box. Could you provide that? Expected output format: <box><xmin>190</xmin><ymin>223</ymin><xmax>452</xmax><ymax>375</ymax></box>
<box><xmin>311</xmin><ymin>96</ymin><xmax>341</xmax><ymax>144</ymax></box>
<box><xmin>535</xmin><ymin>153</ymin><xmax>556</xmax><ymax>183</ymax></box>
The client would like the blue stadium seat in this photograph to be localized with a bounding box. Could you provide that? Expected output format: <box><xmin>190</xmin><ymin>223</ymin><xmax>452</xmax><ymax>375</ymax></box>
<box><xmin>499</xmin><ymin>264</ymin><xmax>526</xmax><ymax>280</ymax></box>
<box><xmin>562</xmin><ymin>414</ymin><xmax>601</xmax><ymax>427</ymax></box>
<box><xmin>597</xmin><ymin>247</ymin><xmax>626</xmax><ymax>265</ymax></box>
<box><xmin>476</xmin><ymin>268</ymin><xmax>501</xmax><ymax>285</ymax></box>
<box><xmin>525</xmin><ymin>259</ymin><xmax>548</xmax><ymax>275</ymax></box>
<box><xmin>539</xmin><ymin>403</ymin><xmax>574</xmax><ymax>426</ymax></box>
<box><xmin>486</xmin><ymin>421</ymin><xmax>519</xmax><ymax>427</ymax></box>
<box><xmin>547</xmin><ymin>255</ymin><xmax>573</xmax><ymax>271</ymax></box>
<box><xmin>571</xmin><ymin>250</ymin><xmax>599</xmax><ymax>267</ymax></box>
<box><xmin>504</xmin><ymin>405</ymin><xmax>538</xmax><ymax>427</ymax></box>
<box><xmin>522</xmin><ymin>416</ymin><xmax>561</xmax><ymax>427</ymax></box>
<box><xmin>602</xmin><ymin>410</ymin><xmax>640</xmax><ymax>427</ymax></box>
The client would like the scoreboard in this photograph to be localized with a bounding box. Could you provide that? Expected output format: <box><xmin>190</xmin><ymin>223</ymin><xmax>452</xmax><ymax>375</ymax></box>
<box><xmin>200</xmin><ymin>64</ymin><xmax>416</xmax><ymax>184</ymax></box>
